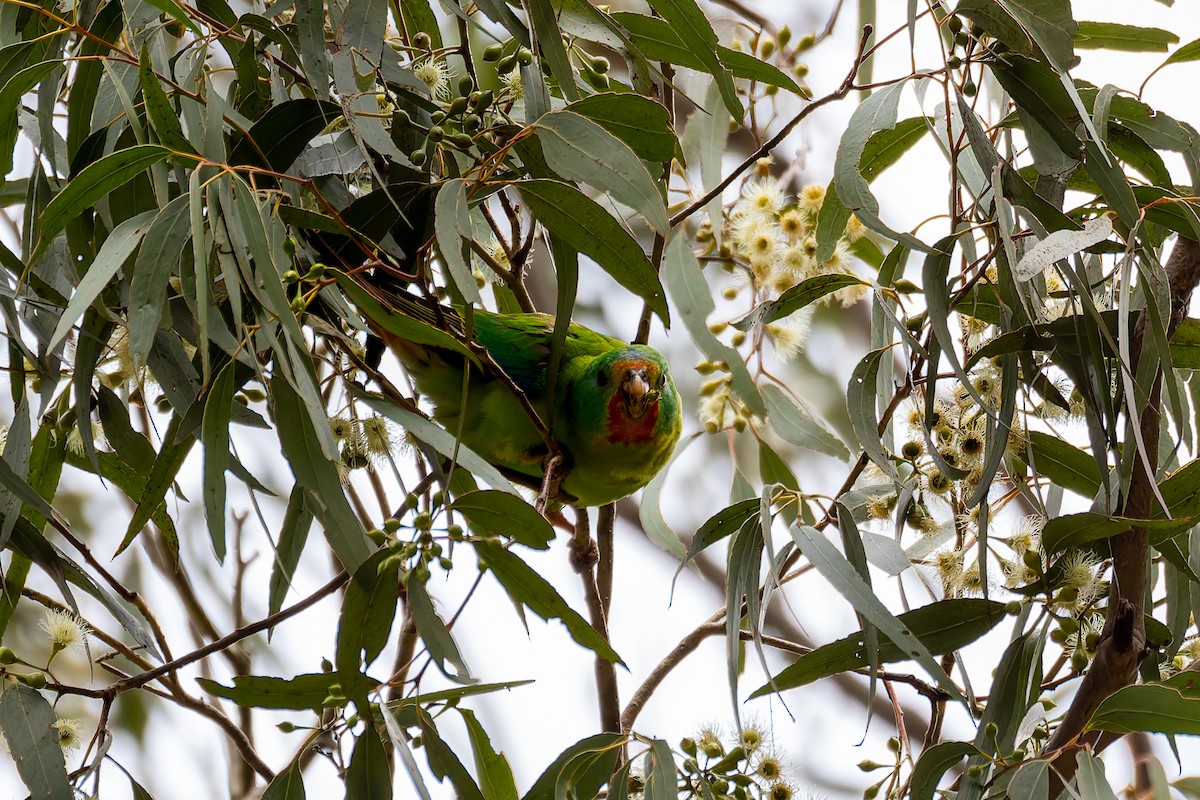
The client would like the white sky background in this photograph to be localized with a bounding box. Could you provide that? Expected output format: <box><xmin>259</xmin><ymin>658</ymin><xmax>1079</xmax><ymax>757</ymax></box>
<box><xmin>5</xmin><ymin>1</ymin><xmax>1200</xmax><ymax>798</ymax></box>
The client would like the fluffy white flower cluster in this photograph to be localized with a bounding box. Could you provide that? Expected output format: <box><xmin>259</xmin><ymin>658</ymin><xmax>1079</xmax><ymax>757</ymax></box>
<box><xmin>725</xmin><ymin>177</ymin><xmax>869</xmax><ymax>309</ymax></box>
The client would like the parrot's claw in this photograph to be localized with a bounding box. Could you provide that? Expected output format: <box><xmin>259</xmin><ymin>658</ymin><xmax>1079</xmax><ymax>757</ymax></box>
<box><xmin>535</xmin><ymin>452</ymin><xmax>567</xmax><ymax>516</ymax></box>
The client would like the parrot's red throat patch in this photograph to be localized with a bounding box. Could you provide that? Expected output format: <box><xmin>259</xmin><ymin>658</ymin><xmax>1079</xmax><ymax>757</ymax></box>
<box><xmin>604</xmin><ymin>362</ymin><xmax>662</xmax><ymax>443</ymax></box>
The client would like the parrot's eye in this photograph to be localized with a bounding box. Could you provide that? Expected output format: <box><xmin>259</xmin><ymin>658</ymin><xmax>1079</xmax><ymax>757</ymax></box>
<box><xmin>596</xmin><ymin>371</ymin><xmax>609</xmax><ymax>387</ymax></box>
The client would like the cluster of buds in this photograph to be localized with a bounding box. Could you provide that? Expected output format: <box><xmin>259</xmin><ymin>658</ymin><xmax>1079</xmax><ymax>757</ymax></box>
<box><xmin>728</xmin><ymin>25</ymin><xmax>813</xmax><ymax>100</ymax></box>
<box><xmin>367</xmin><ymin>489</ymin><xmax>465</xmax><ymax>581</ymax></box>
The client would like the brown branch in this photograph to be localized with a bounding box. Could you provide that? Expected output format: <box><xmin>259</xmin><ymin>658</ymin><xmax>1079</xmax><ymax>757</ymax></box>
<box><xmin>567</xmin><ymin>510</ymin><xmax>619</xmax><ymax>732</ymax></box>
<box><xmin>1045</xmin><ymin>236</ymin><xmax>1200</xmax><ymax>787</ymax></box>
<box><xmin>106</xmin><ymin>571</ymin><xmax>347</xmax><ymax>694</ymax></box>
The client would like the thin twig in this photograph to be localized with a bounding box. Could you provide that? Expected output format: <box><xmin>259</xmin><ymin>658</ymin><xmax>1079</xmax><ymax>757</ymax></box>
<box><xmin>669</xmin><ymin>26</ymin><xmax>874</xmax><ymax>229</ymax></box>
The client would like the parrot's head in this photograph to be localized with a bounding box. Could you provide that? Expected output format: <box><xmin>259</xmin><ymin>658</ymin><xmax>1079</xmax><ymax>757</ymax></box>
<box><xmin>583</xmin><ymin>347</ymin><xmax>678</xmax><ymax>446</ymax></box>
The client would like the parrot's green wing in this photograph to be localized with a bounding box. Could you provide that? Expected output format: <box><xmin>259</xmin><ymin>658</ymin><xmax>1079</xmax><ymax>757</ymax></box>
<box><xmin>471</xmin><ymin>313</ymin><xmax>626</xmax><ymax>394</ymax></box>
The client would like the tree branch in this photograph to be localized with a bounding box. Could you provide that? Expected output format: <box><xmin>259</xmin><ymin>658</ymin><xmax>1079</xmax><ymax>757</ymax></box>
<box><xmin>1045</xmin><ymin>236</ymin><xmax>1200</xmax><ymax>786</ymax></box>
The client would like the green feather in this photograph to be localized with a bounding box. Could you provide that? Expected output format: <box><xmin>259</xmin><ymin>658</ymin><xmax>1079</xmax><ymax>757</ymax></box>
<box><xmin>360</xmin><ymin>284</ymin><xmax>681</xmax><ymax>505</ymax></box>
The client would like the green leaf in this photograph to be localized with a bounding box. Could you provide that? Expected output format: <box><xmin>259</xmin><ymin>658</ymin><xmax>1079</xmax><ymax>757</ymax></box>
<box><xmin>129</xmin><ymin>193</ymin><xmax>191</xmax><ymax>364</ymax></box>
<box><xmin>957</xmin><ymin>0</ymin><xmax>1077</xmax><ymax>67</ymax></box>
<box><xmin>910</xmin><ymin>741</ymin><xmax>986</xmax><ymax>800</ymax></box>
<box><xmin>847</xmin><ymin>346</ymin><xmax>896</xmax><ymax>478</ymax></box>
<box><xmin>346</xmin><ymin>724</ymin><xmax>392</xmax><ymax>800</ymax></box>
<box><xmin>227</xmin><ymin>98</ymin><xmax>342</xmax><ymax>171</ymax></box>
<box><xmin>0</xmin><ymin>60</ymin><xmax>60</xmax><ymax>178</ymax></box>
<box><xmin>460</xmin><ymin>709</ymin><xmax>520</xmax><ymax>800</ymax></box>
<box><xmin>1075</xmin><ymin>22</ymin><xmax>1178</xmax><ymax>52</ymax></box>
<box><xmin>261</xmin><ymin>758</ymin><xmax>307</xmax><ymax>800</ymax></box>
<box><xmin>64</xmin><ymin>450</ymin><xmax>179</xmax><ymax>552</ymax></box>
<box><xmin>434</xmin><ymin>178</ymin><xmax>484</xmax><ymax>305</ymax></box>
<box><xmin>642</xmin><ymin>0</ymin><xmax>742</xmax><ymax>123</ymax></box>
<box><xmin>416</xmin><ymin>709</ymin><xmax>486</xmax><ymax>800</ymax></box>
<box><xmin>1026</xmin><ymin>431</ymin><xmax>1103</xmax><ymax>497</ymax></box>
<box><xmin>356</xmin><ymin>392</ymin><xmax>519</xmax><ymax>496</ymax></box>
<box><xmin>534</xmin><ymin>111</ymin><xmax>668</xmax><ymax>235</ymax></box>
<box><xmin>336</xmin><ymin>549</ymin><xmax>401</xmax><ymax>676</ymax></box>
<box><xmin>1040</xmin><ymin>512</ymin><xmax>1194</xmax><ymax>552</ymax></box>
<box><xmin>1006</xmin><ymin>760</ymin><xmax>1050</xmax><ymax>800</ymax></box>
<box><xmin>788</xmin><ymin>524</ymin><xmax>965</xmax><ymax>703</ymax></box>
<box><xmin>662</xmin><ymin>233</ymin><xmax>764</xmax><ymax>416</ymax></box>
<box><xmin>138</xmin><ymin>44</ymin><xmax>196</xmax><ymax>154</ymax></box>
<box><xmin>202</xmin><ymin>360</ymin><xmax>237</xmax><ymax>561</ymax></box>
<box><xmin>676</xmin><ymin>498</ymin><xmax>759</xmax><ymax>575</ymax></box>
<box><xmin>1170</xmin><ymin>318</ymin><xmax>1200</xmax><ymax>369</ymax></box>
<box><xmin>198</xmin><ymin>672</ymin><xmax>376</xmax><ymax>711</ymax></box>
<box><xmin>408</xmin><ymin>572</ymin><xmax>473</xmax><ymax>683</ymax></box>
<box><xmin>860</xmin><ymin>116</ymin><xmax>929</xmax><ymax>180</ymax></box>
<box><xmin>116</xmin><ymin>414</ymin><xmax>195</xmax><ymax>556</ymax></box>
<box><xmin>732</xmin><ymin>273</ymin><xmax>867</xmax><ymax>332</ymax></box>
<box><xmin>473</xmin><ymin>539</ymin><xmax>622</xmax><ymax>663</ymax></box>
<box><xmin>991</xmin><ymin>54</ymin><xmax>1080</xmax><ymax>157</ymax></box>
<box><xmin>450</xmin><ymin>490</ymin><xmax>555</xmax><ymax>550</ymax></box>
<box><xmin>1159</xmin><ymin>36</ymin><xmax>1200</xmax><ymax>67</ymax></box>
<box><xmin>814</xmin><ymin>180</ymin><xmax>853</xmax><ymax>264</ymax></box>
<box><xmin>268</xmin><ymin>486</ymin><xmax>314</xmax><ymax>616</ymax></box>
<box><xmin>0</xmin><ymin>400</ymin><xmax>31</xmax><ymax>548</ymax></box>
<box><xmin>527</xmin><ymin>0</ymin><xmax>579</xmax><ymax>103</ymax></box>
<box><xmin>761</xmin><ymin>384</ymin><xmax>850</xmax><ymax>461</ymax></box>
<box><xmin>565</xmin><ymin>93</ymin><xmax>678</xmax><ymax>163</ymax></box>
<box><xmin>644</xmin><ymin>739</ymin><xmax>676</xmax><ymax>800</ymax></box>
<box><xmin>0</xmin><ymin>684</ymin><xmax>72</xmax><ymax>800</ymax></box>
<box><xmin>32</xmin><ymin>145</ymin><xmax>171</xmax><ymax>263</ymax></box>
<box><xmin>752</xmin><ymin>599</ymin><xmax>1007</xmax><ymax>695</ymax></box>
<box><xmin>48</xmin><ymin>209</ymin><xmax>156</xmax><ymax>353</ymax></box>
<box><xmin>1075</xmin><ymin>751</ymin><xmax>1119</xmax><ymax>800</ymax></box>
<box><xmin>1087</xmin><ymin>684</ymin><xmax>1200</xmax><ymax>735</ymax></box>
<box><xmin>610</xmin><ymin>12</ymin><xmax>800</xmax><ymax>94</ymax></box>
<box><xmin>516</xmin><ymin>179</ymin><xmax>668</xmax><ymax>324</ymax></box>
<box><xmin>270</xmin><ymin>376</ymin><xmax>373</xmax><ymax>573</ymax></box>
<box><xmin>522</xmin><ymin>733</ymin><xmax>625</xmax><ymax>800</ymax></box>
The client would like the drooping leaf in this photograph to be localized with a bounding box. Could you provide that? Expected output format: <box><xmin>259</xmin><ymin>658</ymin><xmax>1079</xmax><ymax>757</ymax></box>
<box><xmin>434</xmin><ymin>178</ymin><xmax>484</xmax><ymax>305</ymax></box>
<box><xmin>336</xmin><ymin>549</ymin><xmax>401</xmax><ymax>677</ymax></box>
<box><xmin>48</xmin><ymin>209</ymin><xmax>156</xmax><ymax>353</ymax></box>
<box><xmin>641</xmin><ymin>0</ymin><xmax>742</xmax><ymax>122</ymax></box>
<box><xmin>450</xmin><ymin>491</ymin><xmax>555</xmax><ymax>550</ymax></box>
<box><xmin>198</xmin><ymin>672</ymin><xmax>376</xmax><ymax>711</ymax></box>
<box><xmin>534</xmin><ymin>111</ymin><xmax>668</xmax><ymax>234</ymax></box>
<box><xmin>129</xmin><ymin>193</ymin><xmax>191</xmax><ymax>363</ymax></box>
<box><xmin>565</xmin><ymin>93</ymin><xmax>678</xmax><ymax>163</ymax></box>
<box><xmin>522</xmin><ymin>733</ymin><xmax>625</xmax><ymax>800</ymax></box>
<box><xmin>0</xmin><ymin>684</ymin><xmax>72</xmax><ymax>800</ymax></box>
<box><xmin>270</xmin><ymin>376</ymin><xmax>373</xmax><ymax>573</ymax></box>
<box><xmin>473</xmin><ymin>539</ymin><xmax>622</xmax><ymax>663</ymax></box>
<box><xmin>760</xmin><ymin>384</ymin><xmax>850</xmax><ymax>461</ymax></box>
<box><xmin>1075</xmin><ymin>22</ymin><xmax>1178</xmax><ymax>52</ymax></box>
<box><xmin>662</xmin><ymin>233</ymin><xmax>764</xmax><ymax>416</ymax></box>
<box><xmin>346</xmin><ymin>723</ymin><xmax>392</xmax><ymax>800</ymax></box>
<box><xmin>910</xmin><ymin>741</ymin><xmax>986</xmax><ymax>800</ymax></box>
<box><xmin>407</xmin><ymin>572</ymin><xmax>473</xmax><ymax>684</ymax></box>
<box><xmin>788</xmin><ymin>524</ymin><xmax>964</xmax><ymax>702</ymax></box>
<box><xmin>268</xmin><ymin>486</ymin><xmax>314</xmax><ymax>616</ymax></box>
<box><xmin>32</xmin><ymin>145</ymin><xmax>171</xmax><ymax>263</ymax></box>
<box><xmin>261</xmin><ymin>758</ymin><xmax>307</xmax><ymax>800</ymax></box>
<box><xmin>751</xmin><ymin>599</ymin><xmax>1007</xmax><ymax>695</ymax></box>
<box><xmin>516</xmin><ymin>179</ymin><xmax>668</xmax><ymax>324</ymax></box>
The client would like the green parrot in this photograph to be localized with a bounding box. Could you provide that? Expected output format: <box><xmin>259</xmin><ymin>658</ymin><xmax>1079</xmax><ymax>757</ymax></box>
<box><xmin>359</xmin><ymin>284</ymin><xmax>682</xmax><ymax>506</ymax></box>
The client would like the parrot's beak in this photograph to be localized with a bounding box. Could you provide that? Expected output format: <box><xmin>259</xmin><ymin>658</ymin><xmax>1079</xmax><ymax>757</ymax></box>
<box><xmin>621</xmin><ymin>369</ymin><xmax>655</xmax><ymax>418</ymax></box>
